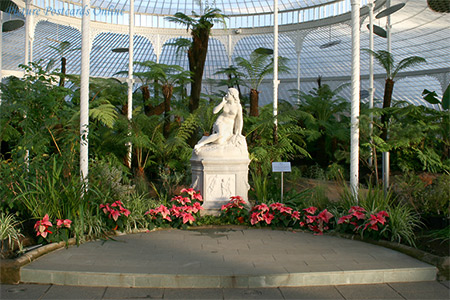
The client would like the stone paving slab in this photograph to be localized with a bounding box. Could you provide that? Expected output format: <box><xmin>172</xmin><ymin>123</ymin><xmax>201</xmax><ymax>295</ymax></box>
<box><xmin>1</xmin><ymin>282</ymin><xmax>449</xmax><ymax>299</ymax></box>
<box><xmin>19</xmin><ymin>228</ymin><xmax>437</xmax><ymax>288</ymax></box>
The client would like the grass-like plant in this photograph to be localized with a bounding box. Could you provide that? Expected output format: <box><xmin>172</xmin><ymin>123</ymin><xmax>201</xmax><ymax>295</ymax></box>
<box><xmin>424</xmin><ymin>226</ymin><xmax>450</xmax><ymax>244</ymax></box>
<box><xmin>387</xmin><ymin>203</ymin><xmax>422</xmax><ymax>246</ymax></box>
<box><xmin>122</xmin><ymin>193</ymin><xmax>159</xmax><ymax>232</ymax></box>
<box><xmin>0</xmin><ymin>213</ymin><xmax>24</xmax><ymax>258</ymax></box>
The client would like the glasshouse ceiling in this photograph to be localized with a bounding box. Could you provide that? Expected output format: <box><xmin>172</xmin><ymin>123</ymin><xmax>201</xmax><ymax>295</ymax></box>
<box><xmin>1</xmin><ymin>0</ymin><xmax>449</xmax><ymax>108</ymax></box>
<box><xmin>42</xmin><ymin>0</ymin><xmax>341</xmax><ymax>16</ymax></box>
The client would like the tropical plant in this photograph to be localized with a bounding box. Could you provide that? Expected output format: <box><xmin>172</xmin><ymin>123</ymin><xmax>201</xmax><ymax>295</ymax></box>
<box><xmin>362</xmin><ymin>49</ymin><xmax>426</xmax><ymax>141</ymax></box>
<box><xmin>393</xmin><ymin>172</ymin><xmax>450</xmax><ymax>219</ymax></box>
<box><xmin>214</xmin><ymin>65</ymin><xmax>245</xmax><ymax>96</ymax></box>
<box><xmin>0</xmin><ymin>62</ymin><xmax>74</xmax><ymax>163</ymax></box>
<box><xmin>118</xmin><ymin>61</ymin><xmax>192</xmax><ymax>137</ymax></box>
<box><xmin>14</xmin><ymin>156</ymin><xmax>86</xmax><ymax>221</ymax></box>
<box><xmin>291</xmin><ymin>79</ymin><xmax>350</xmax><ymax>169</ymax></box>
<box><xmin>48</xmin><ymin>40</ymin><xmax>81</xmax><ymax>87</ymax></box>
<box><xmin>235</xmin><ymin>47</ymin><xmax>290</xmax><ymax>117</ymax></box>
<box><xmin>165</xmin><ymin>6</ymin><xmax>227</xmax><ymax>113</ymax></box>
<box><xmin>383</xmin><ymin>103</ymin><xmax>449</xmax><ymax>173</ymax></box>
<box><xmin>247</xmin><ymin>103</ymin><xmax>309</xmax><ymax>202</ymax></box>
<box><xmin>422</xmin><ymin>84</ymin><xmax>450</xmax><ymax>111</ymax></box>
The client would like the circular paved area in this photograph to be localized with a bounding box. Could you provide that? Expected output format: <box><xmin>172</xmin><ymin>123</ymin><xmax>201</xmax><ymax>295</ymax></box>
<box><xmin>20</xmin><ymin>227</ymin><xmax>436</xmax><ymax>288</ymax></box>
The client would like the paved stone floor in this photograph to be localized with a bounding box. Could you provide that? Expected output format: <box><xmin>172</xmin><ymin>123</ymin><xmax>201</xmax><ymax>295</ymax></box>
<box><xmin>20</xmin><ymin>228</ymin><xmax>437</xmax><ymax>288</ymax></box>
<box><xmin>5</xmin><ymin>227</ymin><xmax>448</xmax><ymax>299</ymax></box>
<box><xmin>1</xmin><ymin>281</ymin><xmax>449</xmax><ymax>299</ymax></box>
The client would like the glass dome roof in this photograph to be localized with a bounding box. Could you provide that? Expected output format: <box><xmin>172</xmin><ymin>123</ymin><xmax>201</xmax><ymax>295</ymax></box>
<box><xmin>57</xmin><ymin>0</ymin><xmax>339</xmax><ymax>16</ymax></box>
<box><xmin>1</xmin><ymin>0</ymin><xmax>449</xmax><ymax>108</ymax></box>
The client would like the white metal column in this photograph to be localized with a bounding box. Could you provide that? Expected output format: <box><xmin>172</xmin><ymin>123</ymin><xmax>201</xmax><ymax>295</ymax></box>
<box><xmin>228</xmin><ymin>34</ymin><xmax>232</xmax><ymax>66</ymax></box>
<box><xmin>273</xmin><ymin>0</ymin><xmax>279</xmax><ymax>137</ymax></box>
<box><xmin>383</xmin><ymin>0</ymin><xmax>392</xmax><ymax>195</ymax></box>
<box><xmin>24</xmin><ymin>0</ymin><xmax>31</xmax><ymax>168</ymax></box>
<box><xmin>24</xmin><ymin>0</ymin><xmax>30</xmax><ymax>65</ymax></box>
<box><xmin>350</xmin><ymin>0</ymin><xmax>361</xmax><ymax>198</ymax></box>
<box><xmin>368</xmin><ymin>0</ymin><xmax>375</xmax><ymax>167</ymax></box>
<box><xmin>126</xmin><ymin>0</ymin><xmax>135</xmax><ymax>168</ymax></box>
<box><xmin>296</xmin><ymin>50</ymin><xmax>301</xmax><ymax>94</ymax></box>
<box><xmin>80</xmin><ymin>0</ymin><xmax>90</xmax><ymax>187</ymax></box>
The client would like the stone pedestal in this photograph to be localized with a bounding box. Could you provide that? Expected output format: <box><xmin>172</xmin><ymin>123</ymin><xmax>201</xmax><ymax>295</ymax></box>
<box><xmin>190</xmin><ymin>136</ymin><xmax>250</xmax><ymax>215</ymax></box>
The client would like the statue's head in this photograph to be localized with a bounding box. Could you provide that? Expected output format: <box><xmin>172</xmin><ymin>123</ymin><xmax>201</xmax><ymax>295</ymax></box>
<box><xmin>228</xmin><ymin>87</ymin><xmax>239</xmax><ymax>102</ymax></box>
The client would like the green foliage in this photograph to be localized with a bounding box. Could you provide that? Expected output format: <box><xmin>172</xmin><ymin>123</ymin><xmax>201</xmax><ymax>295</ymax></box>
<box><xmin>362</xmin><ymin>50</ymin><xmax>427</xmax><ymax>80</ymax></box>
<box><xmin>214</xmin><ymin>65</ymin><xmax>245</xmax><ymax>89</ymax></box>
<box><xmin>247</xmin><ymin>103</ymin><xmax>309</xmax><ymax>202</ymax></box>
<box><xmin>337</xmin><ymin>183</ymin><xmax>393</xmax><ymax>213</ymax></box>
<box><xmin>423</xmin><ymin>226</ymin><xmax>450</xmax><ymax>244</ymax></box>
<box><xmin>332</xmin><ymin>183</ymin><xmax>421</xmax><ymax>246</ymax></box>
<box><xmin>393</xmin><ymin>172</ymin><xmax>450</xmax><ymax>218</ymax></box>
<box><xmin>387</xmin><ymin>203</ymin><xmax>422</xmax><ymax>246</ymax></box>
<box><xmin>291</xmin><ymin>82</ymin><xmax>350</xmax><ymax>169</ymax></box>
<box><xmin>0</xmin><ymin>62</ymin><xmax>74</xmax><ymax>162</ymax></box>
<box><xmin>0</xmin><ymin>212</ymin><xmax>24</xmax><ymax>258</ymax></box>
<box><xmin>284</xmin><ymin>186</ymin><xmax>331</xmax><ymax>212</ymax></box>
<box><xmin>383</xmin><ymin>103</ymin><xmax>449</xmax><ymax>173</ymax></box>
<box><xmin>122</xmin><ymin>193</ymin><xmax>159</xmax><ymax>231</ymax></box>
<box><xmin>235</xmin><ymin>48</ymin><xmax>290</xmax><ymax>91</ymax></box>
<box><xmin>14</xmin><ymin>156</ymin><xmax>85</xmax><ymax>221</ymax></box>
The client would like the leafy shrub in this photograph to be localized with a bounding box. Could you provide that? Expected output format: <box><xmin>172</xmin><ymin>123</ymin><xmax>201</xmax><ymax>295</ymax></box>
<box><xmin>145</xmin><ymin>188</ymin><xmax>203</xmax><ymax>229</ymax></box>
<box><xmin>336</xmin><ymin>206</ymin><xmax>390</xmax><ymax>241</ymax></box>
<box><xmin>219</xmin><ymin>196</ymin><xmax>250</xmax><ymax>225</ymax></box>
<box><xmin>99</xmin><ymin>200</ymin><xmax>131</xmax><ymax>232</ymax></box>
<box><xmin>300</xmin><ymin>207</ymin><xmax>334</xmax><ymax>235</ymax></box>
<box><xmin>393</xmin><ymin>172</ymin><xmax>450</xmax><ymax>219</ymax></box>
<box><xmin>33</xmin><ymin>214</ymin><xmax>72</xmax><ymax>246</ymax></box>
<box><xmin>224</xmin><ymin>199</ymin><xmax>335</xmax><ymax>235</ymax></box>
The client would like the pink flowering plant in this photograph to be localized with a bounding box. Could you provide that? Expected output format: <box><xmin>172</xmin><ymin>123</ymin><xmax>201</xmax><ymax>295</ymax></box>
<box><xmin>100</xmin><ymin>200</ymin><xmax>131</xmax><ymax>231</ymax></box>
<box><xmin>361</xmin><ymin>211</ymin><xmax>390</xmax><ymax>240</ymax></box>
<box><xmin>298</xmin><ymin>207</ymin><xmax>334</xmax><ymax>235</ymax></box>
<box><xmin>220</xmin><ymin>196</ymin><xmax>249</xmax><ymax>224</ymax></box>
<box><xmin>33</xmin><ymin>214</ymin><xmax>72</xmax><ymax>245</ymax></box>
<box><xmin>249</xmin><ymin>202</ymin><xmax>302</xmax><ymax>229</ymax></box>
<box><xmin>337</xmin><ymin>206</ymin><xmax>390</xmax><ymax>240</ymax></box>
<box><xmin>145</xmin><ymin>188</ymin><xmax>203</xmax><ymax>229</ymax></box>
<box><xmin>337</xmin><ymin>206</ymin><xmax>367</xmax><ymax>233</ymax></box>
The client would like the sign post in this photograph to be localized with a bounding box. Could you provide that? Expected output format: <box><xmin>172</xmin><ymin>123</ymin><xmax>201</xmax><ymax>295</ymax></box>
<box><xmin>272</xmin><ymin>162</ymin><xmax>291</xmax><ymax>202</ymax></box>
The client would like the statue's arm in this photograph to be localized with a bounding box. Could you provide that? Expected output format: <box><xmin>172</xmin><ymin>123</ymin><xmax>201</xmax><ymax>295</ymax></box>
<box><xmin>234</xmin><ymin>104</ymin><xmax>244</xmax><ymax>135</ymax></box>
<box><xmin>213</xmin><ymin>98</ymin><xmax>226</xmax><ymax>114</ymax></box>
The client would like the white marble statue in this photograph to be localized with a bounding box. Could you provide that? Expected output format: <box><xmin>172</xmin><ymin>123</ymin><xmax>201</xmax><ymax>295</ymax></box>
<box><xmin>191</xmin><ymin>88</ymin><xmax>250</xmax><ymax>214</ymax></box>
<box><xmin>194</xmin><ymin>87</ymin><xmax>244</xmax><ymax>153</ymax></box>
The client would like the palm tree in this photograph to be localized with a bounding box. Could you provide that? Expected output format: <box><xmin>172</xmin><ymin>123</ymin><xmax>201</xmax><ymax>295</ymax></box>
<box><xmin>235</xmin><ymin>47</ymin><xmax>290</xmax><ymax>117</ymax></box>
<box><xmin>48</xmin><ymin>41</ymin><xmax>81</xmax><ymax>87</ymax></box>
<box><xmin>119</xmin><ymin>61</ymin><xmax>192</xmax><ymax>137</ymax></box>
<box><xmin>363</xmin><ymin>50</ymin><xmax>426</xmax><ymax>141</ymax></box>
<box><xmin>165</xmin><ymin>6</ymin><xmax>227</xmax><ymax>113</ymax></box>
<box><xmin>213</xmin><ymin>65</ymin><xmax>245</xmax><ymax>102</ymax></box>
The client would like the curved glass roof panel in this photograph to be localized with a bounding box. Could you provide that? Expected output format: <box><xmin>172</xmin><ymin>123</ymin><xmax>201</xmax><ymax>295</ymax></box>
<box><xmin>56</xmin><ymin>0</ymin><xmax>340</xmax><ymax>16</ymax></box>
<box><xmin>29</xmin><ymin>0</ymin><xmax>362</xmax><ymax>28</ymax></box>
<box><xmin>3</xmin><ymin>0</ymin><xmax>448</xmax><ymax>109</ymax></box>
